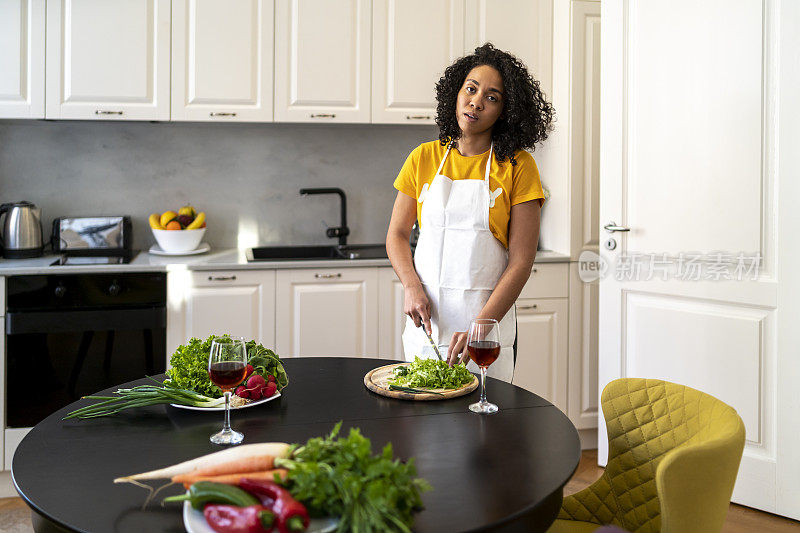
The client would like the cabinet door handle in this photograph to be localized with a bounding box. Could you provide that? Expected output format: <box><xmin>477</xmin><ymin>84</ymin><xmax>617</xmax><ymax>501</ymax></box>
<box><xmin>208</xmin><ymin>275</ymin><xmax>237</xmax><ymax>281</ymax></box>
<box><xmin>314</xmin><ymin>273</ymin><xmax>342</xmax><ymax>279</ymax></box>
<box><xmin>310</xmin><ymin>113</ymin><xmax>336</xmax><ymax>118</ymax></box>
<box><xmin>406</xmin><ymin>115</ymin><xmax>431</xmax><ymax>120</ymax></box>
<box><xmin>532</xmin><ymin>268</ymin><xmax>538</xmax><ymax>273</ymax></box>
<box><xmin>518</xmin><ymin>304</ymin><xmax>538</xmax><ymax>310</ymax></box>
<box><xmin>210</xmin><ymin>112</ymin><xmax>237</xmax><ymax>117</ymax></box>
<box><xmin>95</xmin><ymin>110</ymin><xmax>123</xmax><ymax>115</ymax></box>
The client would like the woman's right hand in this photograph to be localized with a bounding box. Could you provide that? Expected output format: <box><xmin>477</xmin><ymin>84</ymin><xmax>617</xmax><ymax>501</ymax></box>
<box><xmin>404</xmin><ymin>283</ymin><xmax>432</xmax><ymax>335</ymax></box>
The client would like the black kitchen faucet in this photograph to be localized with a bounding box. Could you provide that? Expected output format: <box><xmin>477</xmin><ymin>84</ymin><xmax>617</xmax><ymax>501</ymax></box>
<box><xmin>299</xmin><ymin>187</ymin><xmax>350</xmax><ymax>246</ymax></box>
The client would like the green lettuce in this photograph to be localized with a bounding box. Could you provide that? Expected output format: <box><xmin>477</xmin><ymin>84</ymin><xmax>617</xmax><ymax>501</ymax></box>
<box><xmin>164</xmin><ymin>335</ymin><xmax>288</xmax><ymax>397</ymax></box>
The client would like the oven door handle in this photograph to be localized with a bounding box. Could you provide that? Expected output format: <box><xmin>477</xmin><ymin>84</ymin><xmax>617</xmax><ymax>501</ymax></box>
<box><xmin>5</xmin><ymin>307</ymin><xmax>166</xmax><ymax>335</ymax></box>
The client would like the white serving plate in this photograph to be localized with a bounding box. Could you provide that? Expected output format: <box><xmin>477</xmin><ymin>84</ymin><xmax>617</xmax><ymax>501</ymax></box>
<box><xmin>184</xmin><ymin>500</ymin><xmax>338</xmax><ymax>533</ymax></box>
<box><xmin>149</xmin><ymin>242</ymin><xmax>211</xmax><ymax>256</ymax></box>
<box><xmin>170</xmin><ymin>391</ymin><xmax>280</xmax><ymax>411</ymax></box>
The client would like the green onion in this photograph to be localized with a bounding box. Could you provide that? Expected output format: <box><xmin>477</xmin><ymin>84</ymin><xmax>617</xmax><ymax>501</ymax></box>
<box><xmin>63</xmin><ymin>380</ymin><xmax>224</xmax><ymax>419</ymax></box>
<box><xmin>388</xmin><ymin>384</ymin><xmax>444</xmax><ymax>396</ymax></box>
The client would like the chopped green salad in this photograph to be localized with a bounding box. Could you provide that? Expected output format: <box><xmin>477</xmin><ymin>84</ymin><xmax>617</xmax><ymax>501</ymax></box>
<box><xmin>388</xmin><ymin>357</ymin><xmax>474</xmax><ymax>390</ymax></box>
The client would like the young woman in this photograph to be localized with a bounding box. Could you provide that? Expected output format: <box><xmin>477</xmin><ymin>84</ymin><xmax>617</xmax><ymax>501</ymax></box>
<box><xmin>386</xmin><ymin>43</ymin><xmax>554</xmax><ymax>382</ymax></box>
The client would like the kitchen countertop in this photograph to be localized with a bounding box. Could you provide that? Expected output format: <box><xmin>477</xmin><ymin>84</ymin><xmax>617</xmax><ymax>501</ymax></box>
<box><xmin>0</xmin><ymin>248</ymin><xmax>571</xmax><ymax>275</ymax></box>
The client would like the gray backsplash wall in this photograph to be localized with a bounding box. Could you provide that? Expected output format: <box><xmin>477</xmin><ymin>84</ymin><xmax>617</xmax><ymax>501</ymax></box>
<box><xmin>0</xmin><ymin>120</ymin><xmax>438</xmax><ymax>251</ymax></box>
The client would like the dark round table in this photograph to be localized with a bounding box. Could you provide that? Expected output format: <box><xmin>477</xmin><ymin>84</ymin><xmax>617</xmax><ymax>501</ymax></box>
<box><xmin>13</xmin><ymin>357</ymin><xmax>580</xmax><ymax>533</ymax></box>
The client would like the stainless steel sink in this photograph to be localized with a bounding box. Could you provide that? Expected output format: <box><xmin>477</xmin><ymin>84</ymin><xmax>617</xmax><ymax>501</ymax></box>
<box><xmin>246</xmin><ymin>244</ymin><xmax>387</xmax><ymax>262</ymax></box>
<box><xmin>336</xmin><ymin>244</ymin><xmax>388</xmax><ymax>260</ymax></box>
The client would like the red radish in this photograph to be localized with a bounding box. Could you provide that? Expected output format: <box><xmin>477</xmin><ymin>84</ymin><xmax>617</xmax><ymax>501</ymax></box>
<box><xmin>235</xmin><ymin>386</ymin><xmax>249</xmax><ymax>399</ymax></box>
<box><xmin>264</xmin><ymin>382</ymin><xmax>278</xmax><ymax>398</ymax></box>
<box><xmin>249</xmin><ymin>386</ymin><xmax>262</xmax><ymax>401</ymax></box>
<box><xmin>267</xmin><ymin>374</ymin><xmax>276</xmax><ymax>383</ymax></box>
<box><xmin>246</xmin><ymin>374</ymin><xmax>266</xmax><ymax>388</ymax></box>
<box><xmin>244</xmin><ymin>364</ymin><xmax>255</xmax><ymax>379</ymax></box>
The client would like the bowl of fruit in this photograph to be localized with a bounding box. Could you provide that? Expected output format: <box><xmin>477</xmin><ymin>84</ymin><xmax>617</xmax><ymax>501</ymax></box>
<box><xmin>149</xmin><ymin>205</ymin><xmax>207</xmax><ymax>253</ymax></box>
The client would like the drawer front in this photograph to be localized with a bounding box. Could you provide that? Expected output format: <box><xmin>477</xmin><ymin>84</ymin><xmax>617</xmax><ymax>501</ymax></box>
<box><xmin>517</xmin><ymin>263</ymin><xmax>569</xmax><ymax>299</ymax></box>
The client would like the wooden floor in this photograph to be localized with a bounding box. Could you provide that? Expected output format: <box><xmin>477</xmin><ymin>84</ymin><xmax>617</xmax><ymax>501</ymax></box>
<box><xmin>567</xmin><ymin>450</ymin><xmax>800</xmax><ymax>532</ymax></box>
<box><xmin>1</xmin><ymin>451</ymin><xmax>798</xmax><ymax>532</ymax></box>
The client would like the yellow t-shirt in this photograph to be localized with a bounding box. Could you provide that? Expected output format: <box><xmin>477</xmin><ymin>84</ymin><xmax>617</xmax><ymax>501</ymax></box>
<box><xmin>393</xmin><ymin>140</ymin><xmax>545</xmax><ymax>248</ymax></box>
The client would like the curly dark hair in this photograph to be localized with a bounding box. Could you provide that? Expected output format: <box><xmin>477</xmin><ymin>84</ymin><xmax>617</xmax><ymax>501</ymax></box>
<box><xmin>435</xmin><ymin>43</ymin><xmax>554</xmax><ymax>165</ymax></box>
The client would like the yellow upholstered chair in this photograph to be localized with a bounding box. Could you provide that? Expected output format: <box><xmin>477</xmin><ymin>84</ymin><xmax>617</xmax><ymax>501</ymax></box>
<box><xmin>548</xmin><ymin>378</ymin><xmax>745</xmax><ymax>533</ymax></box>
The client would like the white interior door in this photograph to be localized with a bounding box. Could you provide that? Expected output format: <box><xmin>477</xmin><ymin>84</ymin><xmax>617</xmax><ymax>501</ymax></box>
<box><xmin>599</xmin><ymin>0</ymin><xmax>800</xmax><ymax>517</ymax></box>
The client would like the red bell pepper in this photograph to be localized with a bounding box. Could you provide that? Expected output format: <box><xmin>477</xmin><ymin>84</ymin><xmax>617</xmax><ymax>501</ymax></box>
<box><xmin>239</xmin><ymin>478</ymin><xmax>309</xmax><ymax>533</ymax></box>
<box><xmin>203</xmin><ymin>504</ymin><xmax>275</xmax><ymax>533</ymax></box>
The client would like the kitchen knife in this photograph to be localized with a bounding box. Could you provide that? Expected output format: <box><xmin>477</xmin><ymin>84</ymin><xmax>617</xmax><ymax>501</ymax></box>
<box><xmin>423</xmin><ymin>328</ymin><xmax>443</xmax><ymax>361</ymax></box>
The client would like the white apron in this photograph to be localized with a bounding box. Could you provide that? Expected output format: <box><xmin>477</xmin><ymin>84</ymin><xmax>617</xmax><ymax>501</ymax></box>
<box><xmin>401</xmin><ymin>143</ymin><xmax>516</xmax><ymax>382</ymax></box>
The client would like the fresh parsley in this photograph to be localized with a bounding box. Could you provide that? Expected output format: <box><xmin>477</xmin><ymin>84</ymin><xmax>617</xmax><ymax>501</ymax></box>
<box><xmin>276</xmin><ymin>422</ymin><xmax>431</xmax><ymax>532</ymax></box>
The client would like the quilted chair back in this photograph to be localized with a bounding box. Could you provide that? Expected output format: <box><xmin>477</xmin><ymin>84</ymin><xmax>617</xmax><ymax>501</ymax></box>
<box><xmin>559</xmin><ymin>378</ymin><xmax>745</xmax><ymax>533</ymax></box>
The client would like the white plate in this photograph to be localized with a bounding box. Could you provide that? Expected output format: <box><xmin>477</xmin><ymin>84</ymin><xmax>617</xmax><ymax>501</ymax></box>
<box><xmin>149</xmin><ymin>242</ymin><xmax>211</xmax><ymax>256</ymax></box>
<box><xmin>184</xmin><ymin>500</ymin><xmax>338</xmax><ymax>533</ymax></box>
<box><xmin>170</xmin><ymin>391</ymin><xmax>280</xmax><ymax>411</ymax></box>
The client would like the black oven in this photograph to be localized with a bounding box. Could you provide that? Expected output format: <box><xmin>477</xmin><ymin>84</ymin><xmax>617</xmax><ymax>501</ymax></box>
<box><xmin>5</xmin><ymin>273</ymin><xmax>166</xmax><ymax>427</ymax></box>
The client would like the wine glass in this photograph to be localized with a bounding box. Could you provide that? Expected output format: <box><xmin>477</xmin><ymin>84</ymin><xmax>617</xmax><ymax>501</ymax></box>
<box><xmin>467</xmin><ymin>319</ymin><xmax>501</xmax><ymax>414</ymax></box>
<box><xmin>208</xmin><ymin>336</ymin><xmax>248</xmax><ymax>445</ymax></box>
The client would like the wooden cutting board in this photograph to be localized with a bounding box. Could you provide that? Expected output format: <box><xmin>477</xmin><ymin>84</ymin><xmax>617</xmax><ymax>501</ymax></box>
<box><xmin>364</xmin><ymin>363</ymin><xmax>479</xmax><ymax>401</ymax></box>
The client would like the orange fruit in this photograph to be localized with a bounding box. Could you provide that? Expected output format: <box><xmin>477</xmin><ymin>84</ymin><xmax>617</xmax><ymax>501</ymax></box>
<box><xmin>165</xmin><ymin>220</ymin><xmax>181</xmax><ymax>230</ymax></box>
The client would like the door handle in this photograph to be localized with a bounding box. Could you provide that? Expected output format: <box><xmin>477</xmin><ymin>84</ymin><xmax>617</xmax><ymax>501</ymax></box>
<box><xmin>603</xmin><ymin>221</ymin><xmax>630</xmax><ymax>233</ymax></box>
<box><xmin>314</xmin><ymin>273</ymin><xmax>341</xmax><ymax>279</ymax></box>
<box><xmin>208</xmin><ymin>275</ymin><xmax>237</xmax><ymax>281</ymax></box>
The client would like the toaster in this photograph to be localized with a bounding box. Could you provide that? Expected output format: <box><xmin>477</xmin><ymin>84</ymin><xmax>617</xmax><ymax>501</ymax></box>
<box><xmin>51</xmin><ymin>216</ymin><xmax>133</xmax><ymax>256</ymax></box>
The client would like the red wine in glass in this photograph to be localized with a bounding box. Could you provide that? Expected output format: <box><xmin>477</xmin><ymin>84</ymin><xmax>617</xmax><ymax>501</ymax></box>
<box><xmin>467</xmin><ymin>319</ymin><xmax>500</xmax><ymax>414</ymax></box>
<box><xmin>208</xmin><ymin>361</ymin><xmax>247</xmax><ymax>391</ymax></box>
<box><xmin>467</xmin><ymin>340</ymin><xmax>500</xmax><ymax>367</ymax></box>
<box><xmin>208</xmin><ymin>336</ymin><xmax>248</xmax><ymax>445</ymax></box>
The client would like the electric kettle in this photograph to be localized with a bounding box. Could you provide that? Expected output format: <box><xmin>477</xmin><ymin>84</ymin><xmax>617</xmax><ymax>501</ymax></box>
<box><xmin>0</xmin><ymin>201</ymin><xmax>44</xmax><ymax>258</ymax></box>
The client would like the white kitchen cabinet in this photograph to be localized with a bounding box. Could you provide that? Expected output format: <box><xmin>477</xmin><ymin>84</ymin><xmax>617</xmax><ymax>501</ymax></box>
<box><xmin>179</xmin><ymin>270</ymin><xmax>276</xmax><ymax>350</ymax></box>
<box><xmin>274</xmin><ymin>0</ymin><xmax>371</xmax><ymax>123</ymax></box>
<box><xmin>377</xmin><ymin>267</ymin><xmax>404</xmax><ymax>360</ymax></box>
<box><xmin>512</xmin><ymin>297</ymin><xmax>568</xmax><ymax>412</ymax></box>
<box><xmin>511</xmin><ymin>263</ymin><xmax>569</xmax><ymax>412</ymax></box>
<box><xmin>0</xmin><ymin>0</ymin><xmax>45</xmax><ymax>118</ymax></box>
<box><xmin>45</xmin><ymin>0</ymin><xmax>171</xmax><ymax>120</ymax></box>
<box><xmin>371</xmin><ymin>0</ymin><xmax>464</xmax><ymax>124</ymax></box>
<box><xmin>171</xmin><ymin>0</ymin><xmax>274</xmax><ymax>122</ymax></box>
<box><xmin>275</xmin><ymin>267</ymin><xmax>378</xmax><ymax>357</ymax></box>
<box><xmin>464</xmin><ymin>0</ymin><xmax>553</xmax><ymax>98</ymax></box>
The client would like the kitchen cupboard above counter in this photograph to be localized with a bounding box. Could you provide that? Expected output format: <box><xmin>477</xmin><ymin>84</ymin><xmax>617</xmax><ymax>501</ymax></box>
<box><xmin>1</xmin><ymin>0</ymin><xmax>553</xmax><ymax>123</ymax></box>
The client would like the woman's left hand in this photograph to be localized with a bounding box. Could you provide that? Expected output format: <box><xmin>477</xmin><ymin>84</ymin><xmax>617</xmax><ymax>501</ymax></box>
<box><xmin>447</xmin><ymin>331</ymin><xmax>469</xmax><ymax>366</ymax></box>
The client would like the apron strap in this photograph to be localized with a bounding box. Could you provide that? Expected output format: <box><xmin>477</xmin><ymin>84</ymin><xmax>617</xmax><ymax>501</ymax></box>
<box><xmin>434</xmin><ymin>141</ymin><xmax>492</xmax><ymax>189</ymax></box>
<box><xmin>434</xmin><ymin>143</ymin><xmax>453</xmax><ymax>177</ymax></box>
<box><xmin>483</xmin><ymin>143</ymin><xmax>493</xmax><ymax>188</ymax></box>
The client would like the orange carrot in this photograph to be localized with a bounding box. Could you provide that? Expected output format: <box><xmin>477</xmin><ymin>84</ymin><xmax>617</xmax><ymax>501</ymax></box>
<box><xmin>171</xmin><ymin>455</ymin><xmax>276</xmax><ymax>484</ymax></box>
<box><xmin>178</xmin><ymin>468</ymin><xmax>288</xmax><ymax>489</ymax></box>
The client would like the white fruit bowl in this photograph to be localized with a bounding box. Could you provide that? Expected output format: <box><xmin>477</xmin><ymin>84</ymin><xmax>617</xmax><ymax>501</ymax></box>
<box><xmin>151</xmin><ymin>228</ymin><xmax>206</xmax><ymax>253</ymax></box>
